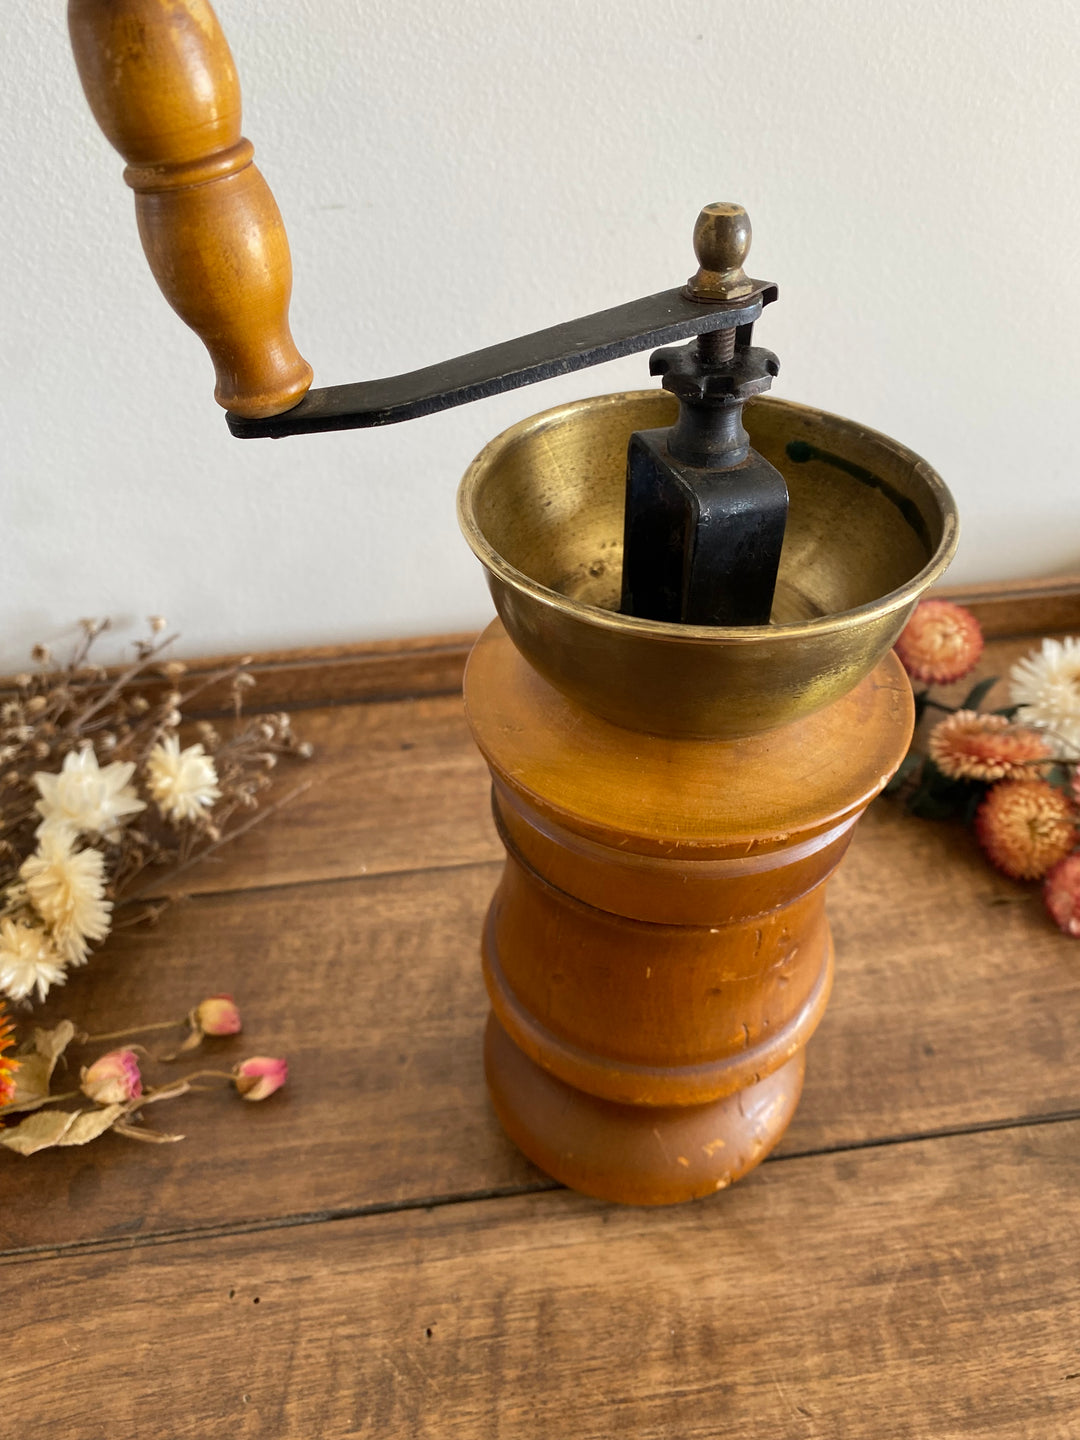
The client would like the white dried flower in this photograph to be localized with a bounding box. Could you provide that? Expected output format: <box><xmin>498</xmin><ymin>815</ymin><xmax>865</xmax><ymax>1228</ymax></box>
<box><xmin>19</xmin><ymin>830</ymin><xmax>112</xmax><ymax>966</ymax></box>
<box><xmin>34</xmin><ymin>745</ymin><xmax>146</xmax><ymax>843</ymax></box>
<box><xmin>1009</xmin><ymin>637</ymin><xmax>1080</xmax><ymax>755</ymax></box>
<box><xmin>145</xmin><ymin>735</ymin><xmax>222</xmax><ymax>823</ymax></box>
<box><xmin>0</xmin><ymin>917</ymin><xmax>67</xmax><ymax>1003</ymax></box>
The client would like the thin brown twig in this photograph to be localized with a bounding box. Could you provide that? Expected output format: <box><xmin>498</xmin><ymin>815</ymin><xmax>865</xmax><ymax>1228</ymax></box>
<box><xmin>70</xmin><ymin>632</ymin><xmax>180</xmax><ymax>731</ymax></box>
<box><xmin>115</xmin><ymin>779</ymin><xmax>316</xmax><ymax>905</ymax></box>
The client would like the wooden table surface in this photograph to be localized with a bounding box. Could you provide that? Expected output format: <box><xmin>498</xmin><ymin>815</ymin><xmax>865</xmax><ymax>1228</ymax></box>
<box><xmin>4</xmin><ymin>580</ymin><xmax>1080</xmax><ymax>1438</ymax></box>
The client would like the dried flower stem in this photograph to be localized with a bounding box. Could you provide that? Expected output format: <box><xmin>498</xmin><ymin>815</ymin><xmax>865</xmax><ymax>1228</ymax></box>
<box><xmin>79</xmin><ymin>1019</ymin><xmax>180</xmax><ymax>1043</ymax></box>
<box><xmin>116</xmin><ymin>779</ymin><xmax>314</xmax><ymax>905</ymax></box>
<box><xmin>1</xmin><ymin>619</ymin><xmax>312</xmax><ymax>1006</ymax></box>
<box><xmin>67</xmin><ymin>633</ymin><xmax>180</xmax><ymax>734</ymax></box>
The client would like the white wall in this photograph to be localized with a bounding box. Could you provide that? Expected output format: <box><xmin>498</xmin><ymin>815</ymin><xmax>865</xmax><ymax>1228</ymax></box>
<box><xmin>2</xmin><ymin>0</ymin><xmax>1078</xmax><ymax>669</ymax></box>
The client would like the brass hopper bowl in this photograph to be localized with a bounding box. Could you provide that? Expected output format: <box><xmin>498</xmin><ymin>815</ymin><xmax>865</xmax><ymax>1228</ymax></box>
<box><xmin>459</xmin><ymin>389</ymin><xmax>958</xmax><ymax>739</ymax></box>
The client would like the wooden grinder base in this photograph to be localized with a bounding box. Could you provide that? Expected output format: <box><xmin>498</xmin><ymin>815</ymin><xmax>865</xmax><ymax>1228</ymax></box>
<box><xmin>464</xmin><ymin>621</ymin><xmax>914</xmax><ymax>1205</ymax></box>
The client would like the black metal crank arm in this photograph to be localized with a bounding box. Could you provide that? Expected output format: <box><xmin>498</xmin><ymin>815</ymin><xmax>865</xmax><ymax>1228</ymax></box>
<box><xmin>226</xmin><ymin>285</ymin><xmax>776</xmax><ymax>439</ymax></box>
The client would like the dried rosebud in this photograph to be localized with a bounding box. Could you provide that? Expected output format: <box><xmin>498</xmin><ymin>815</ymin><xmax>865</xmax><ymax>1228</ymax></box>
<box><xmin>233</xmin><ymin>1056</ymin><xmax>287</xmax><ymax>1101</ymax></box>
<box><xmin>25</xmin><ymin>695</ymin><xmax>47</xmax><ymax>716</ymax></box>
<box><xmin>193</xmin><ymin>994</ymin><xmax>242</xmax><ymax>1036</ymax></box>
<box><xmin>149</xmin><ymin>615</ymin><xmax>167</xmax><ymax>634</ymax></box>
<box><xmin>81</xmin><ymin>1048</ymin><xmax>142</xmax><ymax>1104</ymax></box>
<box><xmin>31</xmin><ymin>644</ymin><xmax>51</xmax><ymax>665</ymax></box>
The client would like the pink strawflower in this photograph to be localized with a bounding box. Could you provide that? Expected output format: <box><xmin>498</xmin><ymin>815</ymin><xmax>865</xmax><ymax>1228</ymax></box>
<box><xmin>974</xmin><ymin>780</ymin><xmax>1077</xmax><ymax>881</ymax></box>
<box><xmin>1044</xmin><ymin>854</ymin><xmax>1080</xmax><ymax>937</ymax></box>
<box><xmin>895</xmin><ymin>600</ymin><xmax>984</xmax><ymax>685</ymax></box>
<box><xmin>81</xmin><ymin>1048</ymin><xmax>142</xmax><ymax>1104</ymax></box>
<box><xmin>233</xmin><ymin>1056</ymin><xmax>287</xmax><ymax>1102</ymax></box>
<box><xmin>192</xmin><ymin>995</ymin><xmax>241</xmax><ymax>1037</ymax></box>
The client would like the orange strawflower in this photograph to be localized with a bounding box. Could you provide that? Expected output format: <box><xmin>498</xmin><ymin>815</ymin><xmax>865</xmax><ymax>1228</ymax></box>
<box><xmin>1044</xmin><ymin>854</ymin><xmax>1080</xmax><ymax>937</ymax></box>
<box><xmin>0</xmin><ymin>1006</ymin><xmax>19</xmax><ymax>1109</ymax></box>
<box><xmin>895</xmin><ymin>600</ymin><xmax>984</xmax><ymax>685</ymax></box>
<box><xmin>927</xmin><ymin>711</ymin><xmax>1053</xmax><ymax>782</ymax></box>
<box><xmin>975</xmin><ymin>780</ymin><xmax>1077</xmax><ymax>880</ymax></box>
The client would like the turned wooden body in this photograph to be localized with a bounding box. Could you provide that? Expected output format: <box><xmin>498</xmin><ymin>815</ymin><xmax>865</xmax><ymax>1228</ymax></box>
<box><xmin>465</xmin><ymin>621</ymin><xmax>914</xmax><ymax>1204</ymax></box>
<box><xmin>69</xmin><ymin>0</ymin><xmax>312</xmax><ymax>418</ymax></box>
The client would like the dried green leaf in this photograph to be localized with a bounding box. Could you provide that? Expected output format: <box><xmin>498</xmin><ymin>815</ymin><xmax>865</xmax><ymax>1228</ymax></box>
<box><xmin>884</xmin><ymin>749</ymin><xmax>922</xmax><ymax>796</ymax></box>
<box><xmin>1</xmin><ymin>1020</ymin><xmax>79</xmax><ymax>1114</ymax></box>
<box><xmin>960</xmin><ymin>676</ymin><xmax>999</xmax><ymax>712</ymax></box>
<box><xmin>57</xmin><ymin>1105</ymin><xmax>124</xmax><ymax>1146</ymax></box>
<box><xmin>2</xmin><ymin>1053</ymin><xmax>55</xmax><ymax>1111</ymax></box>
<box><xmin>33</xmin><ymin>1019</ymin><xmax>75</xmax><ymax>1069</ymax></box>
<box><xmin>0</xmin><ymin>1109</ymin><xmax>80</xmax><ymax>1155</ymax></box>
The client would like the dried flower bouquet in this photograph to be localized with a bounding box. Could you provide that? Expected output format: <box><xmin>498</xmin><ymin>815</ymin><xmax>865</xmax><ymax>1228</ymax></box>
<box><xmin>890</xmin><ymin>599</ymin><xmax>1080</xmax><ymax>935</ymax></box>
<box><xmin>0</xmin><ymin>618</ymin><xmax>308</xmax><ymax>1153</ymax></box>
<box><xmin>0</xmin><ymin>617</ymin><xmax>311</xmax><ymax>1007</ymax></box>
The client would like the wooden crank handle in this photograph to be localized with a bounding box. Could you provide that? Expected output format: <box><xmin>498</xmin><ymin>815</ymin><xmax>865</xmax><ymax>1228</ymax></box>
<box><xmin>68</xmin><ymin>0</ymin><xmax>313</xmax><ymax>419</ymax></box>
